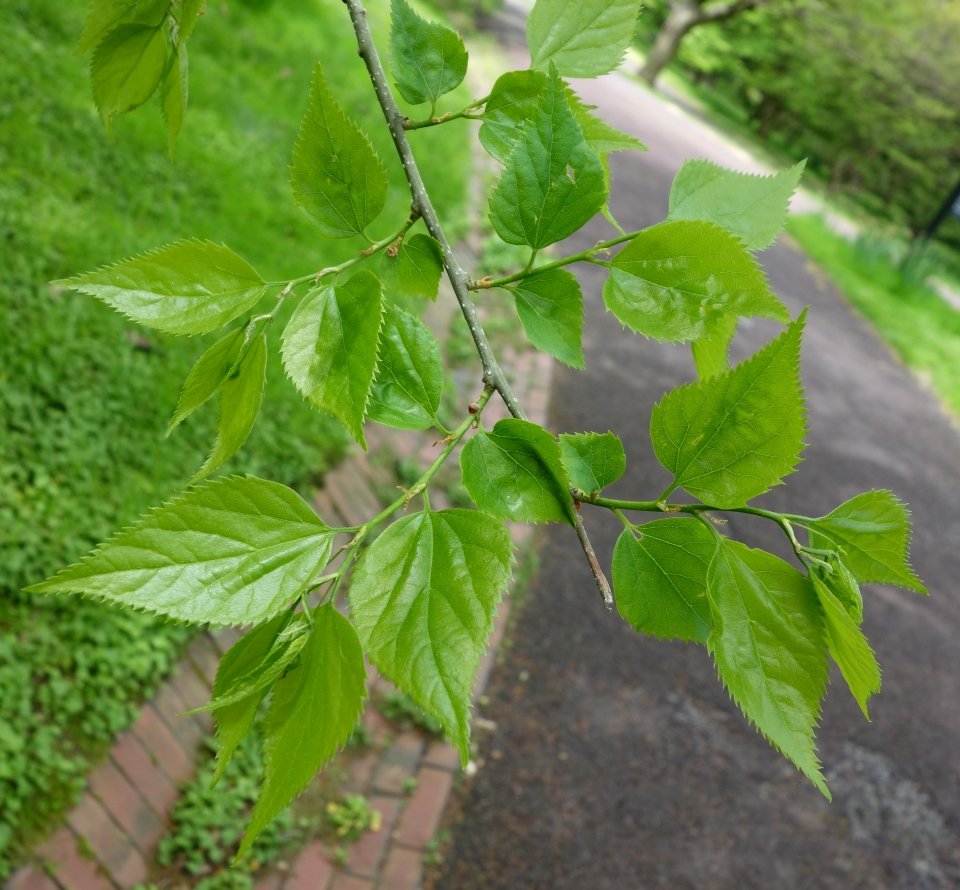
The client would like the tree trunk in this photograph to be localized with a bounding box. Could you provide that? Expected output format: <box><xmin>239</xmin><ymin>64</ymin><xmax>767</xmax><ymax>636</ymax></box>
<box><xmin>639</xmin><ymin>0</ymin><xmax>703</xmax><ymax>86</ymax></box>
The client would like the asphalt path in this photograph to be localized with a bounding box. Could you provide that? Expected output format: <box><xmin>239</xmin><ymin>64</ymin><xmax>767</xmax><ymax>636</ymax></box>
<box><xmin>435</xmin><ymin>29</ymin><xmax>960</xmax><ymax>890</ymax></box>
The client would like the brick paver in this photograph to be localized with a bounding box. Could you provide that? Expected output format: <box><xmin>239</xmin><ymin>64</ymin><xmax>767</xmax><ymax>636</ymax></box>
<box><xmin>152</xmin><ymin>682</ymin><xmax>206</xmax><ymax>751</ymax></box>
<box><xmin>378</xmin><ymin>846</ymin><xmax>423</xmax><ymax>890</ymax></box>
<box><xmin>5</xmin><ymin>867</ymin><xmax>58</xmax><ymax>890</ymax></box>
<box><xmin>67</xmin><ymin>794</ymin><xmax>148</xmax><ymax>888</ymax></box>
<box><xmin>331</xmin><ymin>875</ymin><xmax>374</xmax><ymax>890</ymax></box>
<box><xmin>187</xmin><ymin>634</ymin><xmax>221</xmax><ymax>686</ymax></box>
<box><xmin>371</xmin><ymin>732</ymin><xmax>424</xmax><ymax>796</ymax></box>
<box><xmin>37</xmin><ymin>828</ymin><xmax>113</xmax><ymax>890</ymax></box>
<box><xmin>131</xmin><ymin>705</ymin><xmax>193</xmax><ymax>784</ymax></box>
<box><xmin>421</xmin><ymin>741</ymin><xmax>460</xmax><ymax>773</ymax></box>
<box><xmin>286</xmin><ymin>841</ymin><xmax>334</xmax><ymax>890</ymax></box>
<box><xmin>347</xmin><ymin>797</ymin><xmax>400</xmax><ymax>878</ymax></box>
<box><xmin>111</xmin><ymin>733</ymin><xmax>179</xmax><ymax>816</ymax></box>
<box><xmin>394</xmin><ymin>768</ymin><xmax>453</xmax><ymax>850</ymax></box>
<box><xmin>86</xmin><ymin>760</ymin><xmax>165</xmax><ymax>854</ymax></box>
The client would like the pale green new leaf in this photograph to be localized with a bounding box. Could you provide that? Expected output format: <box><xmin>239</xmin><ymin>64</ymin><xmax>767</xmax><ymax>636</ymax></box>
<box><xmin>77</xmin><ymin>0</ymin><xmax>170</xmax><ymax>53</ymax></box>
<box><xmin>818</xmin><ymin>558</ymin><xmax>863</xmax><ymax>624</ymax></box>
<box><xmin>565</xmin><ymin>87</ymin><xmax>645</xmax><ymax>155</ymax></box>
<box><xmin>603</xmin><ymin>220</ymin><xmax>788</xmax><ymax>342</ymax></box>
<box><xmin>54</xmin><ymin>239</ymin><xmax>266</xmax><ymax>335</ymax></box>
<box><xmin>281</xmin><ymin>271</ymin><xmax>383</xmax><ymax>448</ymax></box>
<box><xmin>349</xmin><ymin>510</ymin><xmax>513</xmax><ymax>761</ymax></box>
<box><xmin>650</xmin><ymin>313</ymin><xmax>807</xmax><ymax>508</ymax></box>
<box><xmin>668</xmin><ymin>159</ymin><xmax>806</xmax><ymax>251</ymax></box>
<box><xmin>559</xmin><ymin>430</ymin><xmax>625</xmax><ymax>494</ymax></box>
<box><xmin>178</xmin><ymin>0</ymin><xmax>205</xmax><ymax>41</ymax></box>
<box><xmin>160</xmin><ymin>43</ymin><xmax>187</xmax><ymax>159</ymax></box>
<box><xmin>240</xmin><ymin>605</ymin><xmax>366</xmax><ymax>856</ymax></box>
<box><xmin>192</xmin><ymin>331</ymin><xmax>268</xmax><ymax>484</ymax></box>
<box><xmin>367</xmin><ymin>304</ymin><xmax>443</xmax><ymax>430</ymax></box>
<box><xmin>708</xmin><ymin>540</ymin><xmax>829</xmax><ymax>796</ymax></box>
<box><xmin>28</xmin><ymin>476</ymin><xmax>337</xmax><ymax>626</ymax></box>
<box><xmin>489</xmin><ymin>64</ymin><xmax>605</xmax><ymax>249</ymax></box>
<box><xmin>167</xmin><ymin>326</ymin><xmax>246</xmax><ymax>434</ymax></box>
<box><xmin>510</xmin><ymin>268</ymin><xmax>584</xmax><ymax>368</ymax></box>
<box><xmin>91</xmin><ymin>24</ymin><xmax>168</xmax><ymax>128</ymax></box>
<box><xmin>527</xmin><ymin>0</ymin><xmax>642</xmax><ymax>78</ymax></box>
<box><xmin>211</xmin><ymin>614</ymin><xmax>290</xmax><ymax>785</ymax></box>
<box><xmin>691</xmin><ymin>312</ymin><xmax>738</xmax><ymax>381</ymax></box>
<box><xmin>479</xmin><ymin>70</ymin><xmax>545</xmax><ymax>164</ymax></box>
<box><xmin>461</xmin><ymin>418</ymin><xmax>575</xmax><ymax>525</ymax></box>
<box><xmin>389</xmin><ymin>0</ymin><xmax>468</xmax><ymax>107</ymax></box>
<box><xmin>807</xmin><ymin>491</ymin><xmax>926</xmax><ymax>593</ymax></box>
<box><xmin>612</xmin><ymin>518</ymin><xmax>716</xmax><ymax>643</ymax></box>
<box><xmin>379</xmin><ymin>233</ymin><xmax>445</xmax><ymax>300</ymax></box>
<box><xmin>290</xmin><ymin>63</ymin><xmax>388</xmax><ymax>239</ymax></box>
<box><xmin>812</xmin><ymin>574</ymin><xmax>880</xmax><ymax>719</ymax></box>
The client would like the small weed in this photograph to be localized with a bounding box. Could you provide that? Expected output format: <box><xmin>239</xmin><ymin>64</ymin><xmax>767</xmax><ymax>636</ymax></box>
<box><xmin>402</xmin><ymin>777</ymin><xmax>419</xmax><ymax>796</ymax></box>
<box><xmin>326</xmin><ymin>795</ymin><xmax>382</xmax><ymax>840</ymax></box>
<box><xmin>423</xmin><ymin>829</ymin><xmax>449</xmax><ymax>866</ymax></box>
<box><xmin>345</xmin><ymin>722</ymin><xmax>372</xmax><ymax>748</ymax></box>
<box><xmin>379</xmin><ymin>691</ymin><xmax>443</xmax><ymax>735</ymax></box>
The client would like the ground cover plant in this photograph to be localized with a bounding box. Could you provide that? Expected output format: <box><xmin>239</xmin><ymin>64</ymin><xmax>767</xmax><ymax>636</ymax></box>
<box><xmin>0</xmin><ymin>0</ymin><xmax>469</xmax><ymax>873</ymax></box>
<box><xmin>35</xmin><ymin>0</ymin><xmax>929</xmax><ymax>862</ymax></box>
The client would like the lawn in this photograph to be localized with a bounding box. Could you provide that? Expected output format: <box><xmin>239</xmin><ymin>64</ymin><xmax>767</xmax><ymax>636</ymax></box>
<box><xmin>0</xmin><ymin>0</ymin><xmax>470</xmax><ymax>872</ymax></box>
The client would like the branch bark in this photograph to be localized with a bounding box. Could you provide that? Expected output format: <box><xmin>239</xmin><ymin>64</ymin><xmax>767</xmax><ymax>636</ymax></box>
<box><xmin>639</xmin><ymin>0</ymin><xmax>766</xmax><ymax>86</ymax></box>
<box><xmin>341</xmin><ymin>0</ymin><xmax>613</xmax><ymax>604</ymax></box>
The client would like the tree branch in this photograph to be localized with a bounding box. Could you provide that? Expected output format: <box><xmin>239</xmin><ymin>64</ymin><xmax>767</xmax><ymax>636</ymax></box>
<box><xmin>342</xmin><ymin>0</ymin><xmax>613</xmax><ymax>605</ymax></box>
<box><xmin>697</xmin><ymin>0</ymin><xmax>765</xmax><ymax>25</ymax></box>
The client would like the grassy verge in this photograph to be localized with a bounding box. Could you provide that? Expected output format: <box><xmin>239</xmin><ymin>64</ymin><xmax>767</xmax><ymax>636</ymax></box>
<box><xmin>0</xmin><ymin>0</ymin><xmax>470</xmax><ymax>872</ymax></box>
<box><xmin>788</xmin><ymin>214</ymin><xmax>960</xmax><ymax>420</ymax></box>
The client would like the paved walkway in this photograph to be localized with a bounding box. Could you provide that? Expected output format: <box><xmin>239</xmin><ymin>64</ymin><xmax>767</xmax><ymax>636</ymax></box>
<box><xmin>434</xmin><ymin>25</ymin><xmax>960</xmax><ymax>890</ymax></box>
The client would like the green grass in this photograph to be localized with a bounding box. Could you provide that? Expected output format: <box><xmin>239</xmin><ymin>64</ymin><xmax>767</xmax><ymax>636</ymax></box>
<box><xmin>788</xmin><ymin>215</ymin><xmax>960</xmax><ymax>420</ymax></box>
<box><xmin>0</xmin><ymin>0</ymin><xmax>470</xmax><ymax>872</ymax></box>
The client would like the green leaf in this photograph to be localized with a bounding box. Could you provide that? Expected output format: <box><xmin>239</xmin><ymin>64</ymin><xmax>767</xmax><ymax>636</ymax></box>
<box><xmin>77</xmin><ymin>0</ymin><xmax>170</xmax><ymax>53</ymax></box>
<box><xmin>527</xmin><ymin>0</ymin><xmax>641</xmax><ymax>78</ymax></box>
<box><xmin>479</xmin><ymin>70</ymin><xmax>546</xmax><ymax>165</ymax></box>
<box><xmin>192</xmin><ymin>331</ymin><xmax>268</xmax><ymax>484</ymax></box>
<box><xmin>460</xmin><ymin>418</ymin><xmax>574</xmax><ymax>525</ymax></box>
<box><xmin>211</xmin><ymin>614</ymin><xmax>290</xmax><ymax>785</ymax></box>
<box><xmin>565</xmin><ymin>86</ymin><xmax>646</xmax><ymax>155</ymax></box>
<box><xmin>281</xmin><ymin>271</ymin><xmax>384</xmax><ymax>449</ymax></box>
<box><xmin>489</xmin><ymin>64</ymin><xmax>605</xmax><ymax>249</ymax></box>
<box><xmin>818</xmin><ymin>558</ymin><xmax>863</xmax><ymax>624</ymax></box>
<box><xmin>191</xmin><ymin>621</ymin><xmax>311</xmax><ymax>714</ymax></box>
<box><xmin>290</xmin><ymin>63</ymin><xmax>388</xmax><ymax>240</ymax></box>
<box><xmin>807</xmin><ymin>491</ymin><xmax>926</xmax><ymax>593</ymax></box>
<box><xmin>54</xmin><ymin>239</ymin><xmax>266</xmax><ymax>335</ymax></box>
<box><xmin>349</xmin><ymin>509</ymin><xmax>513</xmax><ymax>760</ymax></box>
<box><xmin>367</xmin><ymin>304</ymin><xmax>443</xmax><ymax>430</ymax></box>
<box><xmin>691</xmin><ymin>312</ymin><xmax>738</xmax><ymax>381</ymax></box>
<box><xmin>612</xmin><ymin>518</ymin><xmax>716</xmax><ymax>643</ymax></box>
<box><xmin>812</xmin><ymin>574</ymin><xmax>880</xmax><ymax>719</ymax></box>
<box><xmin>708</xmin><ymin>539</ymin><xmax>829</xmax><ymax>797</ymax></box>
<box><xmin>28</xmin><ymin>476</ymin><xmax>337</xmax><ymax>626</ymax></box>
<box><xmin>389</xmin><ymin>0</ymin><xmax>468</xmax><ymax>108</ymax></box>
<box><xmin>379</xmin><ymin>233</ymin><xmax>445</xmax><ymax>300</ymax></box>
<box><xmin>650</xmin><ymin>313</ymin><xmax>807</xmax><ymax>508</ymax></box>
<box><xmin>603</xmin><ymin>220</ymin><xmax>788</xmax><ymax>342</ymax></box>
<box><xmin>167</xmin><ymin>326</ymin><xmax>246</xmax><ymax>434</ymax></box>
<box><xmin>159</xmin><ymin>43</ymin><xmax>187</xmax><ymax>159</ymax></box>
<box><xmin>510</xmin><ymin>268</ymin><xmax>584</xmax><ymax>368</ymax></box>
<box><xmin>240</xmin><ymin>605</ymin><xmax>366</xmax><ymax>856</ymax></box>
<box><xmin>178</xmin><ymin>0</ymin><xmax>204</xmax><ymax>41</ymax></box>
<box><xmin>668</xmin><ymin>159</ymin><xmax>806</xmax><ymax>251</ymax></box>
<box><xmin>91</xmin><ymin>23</ymin><xmax>168</xmax><ymax>128</ymax></box>
<box><xmin>558</xmin><ymin>431</ymin><xmax>625</xmax><ymax>494</ymax></box>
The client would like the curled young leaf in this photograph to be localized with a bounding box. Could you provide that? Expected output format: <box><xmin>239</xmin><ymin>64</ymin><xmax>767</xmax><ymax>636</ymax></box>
<box><xmin>650</xmin><ymin>313</ymin><xmax>807</xmax><ymax>509</ymax></box>
<box><xmin>54</xmin><ymin>239</ymin><xmax>267</xmax><ymax>335</ymax></box>
<box><xmin>349</xmin><ymin>509</ymin><xmax>513</xmax><ymax>761</ymax></box>
<box><xmin>389</xmin><ymin>0</ymin><xmax>468</xmax><ymax>108</ymax></box>
<box><xmin>290</xmin><ymin>63</ymin><xmax>388</xmax><ymax>239</ymax></box>
<box><xmin>527</xmin><ymin>0</ymin><xmax>642</xmax><ymax>78</ymax></box>
<box><xmin>239</xmin><ymin>605</ymin><xmax>367</xmax><ymax>857</ymax></box>
<box><xmin>510</xmin><ymin>268</ymin><xmax>585</xmax><ymax>368</ymax></box>
<box><xmin>27</xmin><ymin>476</ymin><xmax>337</xmax><ymax>626</ymax></box>
<box><xmin>559</xmin><ymin>430</ymin><xmax>625</xmax><ymax>494</ymax></box>
<box><xmin>379</xmin><ymin>233</ymin><xmax>445</xmax><ymax>300</ymax></box>
<box><xmin>91</xmin><ymin>23</ymin><xmax>168</xmax><ymax>128</ymax></box>
<box><xmin>367</xmin><ymin>304</ymin><xmax>444</xmax><ymax>430</ymax></box>
<box><xmin>807</xmin><ymin>491</ymin><xmax>926</xmax><ymax>593</ymax></box>
<box><xmin>708</xmin><ymin>539</ymin><xmax>829</xmax><ymax>797</ymax></box>
<box><xmin>612</xmin><ymin>518</ymin><xmax>716</xmax><ymax>643</ymax></box>
<box><xmin>460</xmin><ymin>418</ymin><xmax>575</xmax><ymax>525</ymax></box>
<box><xmin>489</xmin><ymin>64</ymin><xmax>605</xmax><ymax>249</ymax></box>
<box><xmin>668</xmin><ymin>159</ymin><xmax>806</xmax><ymax>252</ymax></box>
<box><xmin>281</xmin><ymin>271</ymin><xmax>384</xmax><ymax>448</ymax></box>
<box><xmin>603</xmin><ymin>220</ymin><xmax>788</xmax><ymax>343</ymax></box>
<box><xmin>191</xmin><ymin>330</ymin><xmax>269</xmax><ymax>484</ymax></box>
